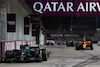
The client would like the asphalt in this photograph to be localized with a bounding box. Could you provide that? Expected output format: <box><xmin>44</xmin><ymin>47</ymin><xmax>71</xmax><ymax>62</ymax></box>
<box><xmin>1</xmin><ymin>44</ymin><xmax>100</xmax><ymax>67</ymax></box>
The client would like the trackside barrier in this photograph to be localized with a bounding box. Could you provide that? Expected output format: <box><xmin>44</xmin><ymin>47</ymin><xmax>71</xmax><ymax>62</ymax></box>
<box><xmin>0</xmin><ymin>42</ymin><xmax>2</xmax><ymax>62</ymax></box>
<box><xmin>39</xmin><ymin>40</ymin><xmax>47</xmax><ymax>46</ymax></box>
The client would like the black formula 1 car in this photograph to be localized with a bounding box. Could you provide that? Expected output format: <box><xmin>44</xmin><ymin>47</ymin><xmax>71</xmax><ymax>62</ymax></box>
<box><xmin>4</xmin><ymin>45</ymin><xmax>50</xmax><ymax>62</ymax></box>
<box><xmin>66</xmin><ymin>40</ymin><xmax>76</xmax><ymax>47</ymax></box>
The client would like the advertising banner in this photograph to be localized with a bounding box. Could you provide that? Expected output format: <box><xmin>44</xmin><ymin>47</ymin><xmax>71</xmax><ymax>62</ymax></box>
<box><xmin>26</xmin><ymin>0</ymin><xmax>100</xmax><ymax>16</ymax></box>
<box><xmin>47</xmin><ymin>33</ymin><xmax>83</xmax><ymax>38</ymax></box>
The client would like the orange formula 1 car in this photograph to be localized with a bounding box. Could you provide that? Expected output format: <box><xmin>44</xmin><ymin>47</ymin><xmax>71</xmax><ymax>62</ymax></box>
<box><xmin>75</xmin><ymin>40</ymin><xmax>93</xmax><ymax>50</ymax></box>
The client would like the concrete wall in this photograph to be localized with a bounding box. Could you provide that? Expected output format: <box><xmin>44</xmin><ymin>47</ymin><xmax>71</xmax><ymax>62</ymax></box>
<box><xmin>39</xmin><ymin>22</ymin><xmax>46</xmax><ymax>45</ymax></box>
<box><xmin>39</xmin><ymin>28</ymin><xmax>45</xmax><ymax>45</ymax></box>
<box><xmin>0</xmin><ymin>0</ymin><xmax>7</xmax><ymax>41</ymax></box>
<box><xmin>6</xmin><ymin>0</ymin><xmax>36</xmax><ymax>41</ymax></box>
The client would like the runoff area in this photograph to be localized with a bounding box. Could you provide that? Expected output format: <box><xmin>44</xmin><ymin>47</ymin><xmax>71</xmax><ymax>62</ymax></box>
<box><xmin>0</xmin><ymin>0</ymin><xmax>100</xmax><ymax>67</ymax></box>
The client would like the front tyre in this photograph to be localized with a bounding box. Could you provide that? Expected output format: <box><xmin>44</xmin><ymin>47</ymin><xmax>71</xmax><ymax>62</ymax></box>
<box><xmin>42</xmin><ymin>49</ymin><xmax>47</xmax><ymax>61</ymax></box>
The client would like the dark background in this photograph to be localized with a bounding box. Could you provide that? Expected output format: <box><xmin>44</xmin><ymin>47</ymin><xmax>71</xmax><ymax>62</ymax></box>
<box><xmin>42</xmin><ymin>17</ymin><xmax>100</xmax><ymax>31</ymax></box>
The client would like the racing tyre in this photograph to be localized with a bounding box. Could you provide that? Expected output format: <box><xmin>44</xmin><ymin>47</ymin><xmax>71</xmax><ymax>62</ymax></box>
<box><xmin>5</xmin><ymin>51</ymin><xmax>13</xmax><ymax>62</ymax></box>
<box><xmin>91</xmin><ymin>46</ymin><xmax>93</xmax><ymax>50</ymax></box>
<box><xmin>91</xmin><ymin>48</ymin><xmax>93</xmax><ymax>50</ymax></box>
<box><xmin>35</xmin><ymin>50</ymin><xmax>39</xmax><ymax>57</ymax></box>
<box><xmin>13</xmin><ymin>50</ymin><xmax>21</xmax><ymax>62</ymax></box>
<box><xmin>91</xmin><ymin>45</ymin><xmax>93</xmax><ymax>50</ymax></box>
<box><xmin>42</xmin><ymin>49</ymin><xmax>47</xmax><ymax>61</ymax></box>
<box><xmin>76</xmin><ymin>46</ymin><xmax>80</xmax><ymax>50</ymax></box>
<box><xmin>38</xmin><ymin>56</ymin><xmax>42</xmax><ymax>62</ymax></box>
<box><xmin>5</xmin><ymin>51</ymin><xmax>13</xmax><ymax>58</ymax></box>
<box><xmin>35</xmin><ymin>50</ymin><xmax>42</xmax><ymax>62</ymax></box>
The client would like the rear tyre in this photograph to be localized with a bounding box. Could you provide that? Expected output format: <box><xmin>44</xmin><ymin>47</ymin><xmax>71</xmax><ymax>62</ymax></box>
<box><xmin>76</xmin><ymin>46</ymin><xmax>80</xmax><ymax>50</ymax></box>
<box><xmin>35</xmin><ymin>50</ymin><xmax>42</xmax><ymax>62</ymax></box>
<box><xmin>91</xmin><ymin>46</ymin><xmax>93</xmax><ymax>50</ymax></box>
<box><xmin>42</xmin><ymin>49</ymin><xmax>47</xmax><ymax>61</ymax></box>
<box><xmin>91</xmin><ymin>48</ymin><xmax>93</xmax><ymax>50</ymax></box>
<box><xmin>5</xmin><ymin>51</ymin><xmax>13</xmax><ymax>62</ymax></box>
<box><xmin>13</xmin><ymin>50</ymin><xmax>21</xmax><ymax>62</ymax></box>
<box><xmin>35</xmin><ymin>50</ymin><xmax>39</xmax><ymax>58</ymax></box>
<box><xmin>5</xmin><ymin>51</ymin><xmax>13</xmax><ymax>58</ymax></box>
<box><xmin>91</xmin><ymin>45</ymin><xmax>93</xmax><ymax>50</ymax></box>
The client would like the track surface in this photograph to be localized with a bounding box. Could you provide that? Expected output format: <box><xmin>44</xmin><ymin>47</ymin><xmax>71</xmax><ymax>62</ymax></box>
<box><xmin>1</xmin><ymin>44</ymin><xmax>100</xmax><ymax>67</ymax></box>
